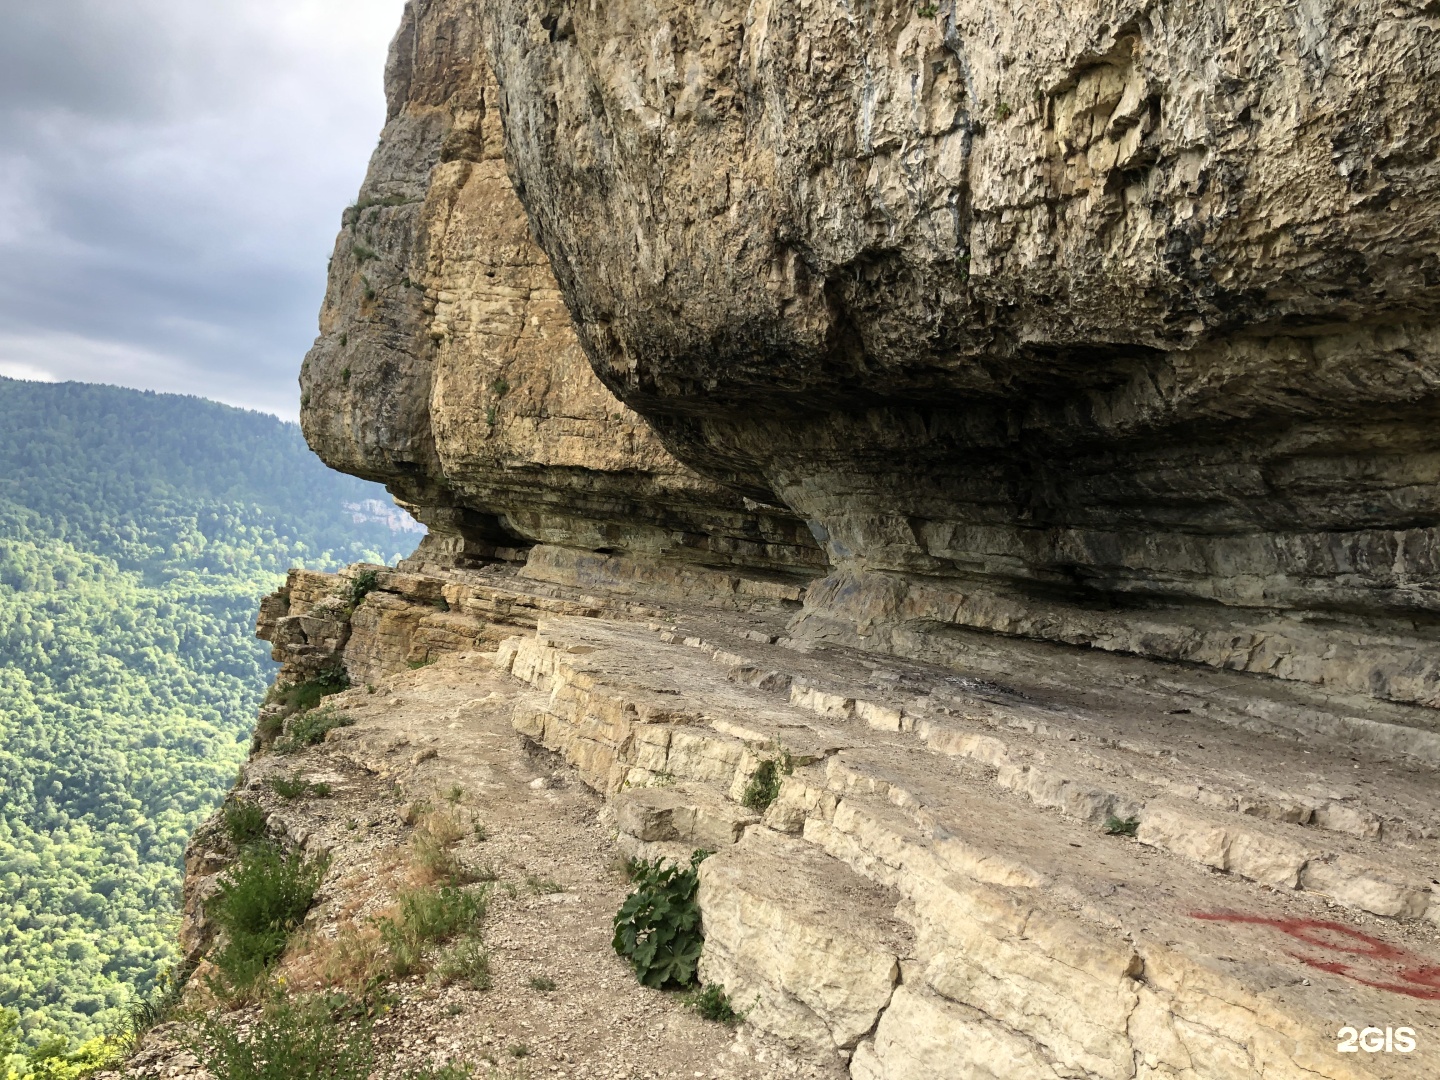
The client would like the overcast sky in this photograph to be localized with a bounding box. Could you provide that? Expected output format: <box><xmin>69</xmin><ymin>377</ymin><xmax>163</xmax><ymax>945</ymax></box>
<box><xmin>0</xmin><ymin>0</ymin><xmax>407</xmax><ymax>419</ymax></box>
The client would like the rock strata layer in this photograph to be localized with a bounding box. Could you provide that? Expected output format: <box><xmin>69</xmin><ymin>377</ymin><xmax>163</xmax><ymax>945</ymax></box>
<box><xmin>479</xmin><ymin>0</ymin><xmax>1440</xmax><ymax>713</ymax></box>
<box><xmin>235</xmin><ymin>559</ymin><xmax>1440</xmax><ymax>1079</ymax></box>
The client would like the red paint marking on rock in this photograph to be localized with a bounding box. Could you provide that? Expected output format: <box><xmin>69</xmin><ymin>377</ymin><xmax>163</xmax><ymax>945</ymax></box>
<box><xmin>1190</xmin><ymin>911</ymin><xmax>1440</xmax><ymax>1001</ymax></box>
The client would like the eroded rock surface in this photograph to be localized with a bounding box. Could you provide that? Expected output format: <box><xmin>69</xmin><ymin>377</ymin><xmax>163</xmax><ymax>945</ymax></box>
<box><xmin>236</xmin><ymin>560</ymin><xmax>1440</xmax><ymax>1079</ymax></box>
<box><xmin>481</xmin><ymin>0</ymin><xmax>1440</xmax><ymax>713</ymax></box>
<box><xmin>299</xmin><ymin>0</ymin><xmax>821</xmax><ymax>574</ymax></box>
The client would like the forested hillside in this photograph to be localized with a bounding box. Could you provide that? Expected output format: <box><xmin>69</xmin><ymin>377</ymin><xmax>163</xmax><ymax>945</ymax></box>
<box><xmin>0</xmin><ymin>378</ymin><xmax>419</xmax><ymax>1050</ymax></box>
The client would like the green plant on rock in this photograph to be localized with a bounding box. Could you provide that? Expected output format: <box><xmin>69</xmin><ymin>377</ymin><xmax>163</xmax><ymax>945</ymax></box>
<box><xmin>379</xmin><ymin>885</ymin><xmax>489</xmax><ymax>979</ymax></box>
<box><xmin>185</xmin><ymin>992</ymin><xmax>375</xmax><ymax>1080</ymax></box>
<box><xmin>687</xmin><ymin>983</ymin><xmax>743</xmax><ymax>1026</ymax></box>
<box><xmin>268</xmin><ymin>774</ymin><xmax>332</xmax><ymax>801</ymax></box>
<box><xmin>342</xmin><ymin>569</ymin><xmax>379</xmax><ymax>607</ymax></box>
<box><xmin>269</xmin><ymin>668</ymin><xmax>350</xmax><ymax>719</ymax></box>
<box><xmin>223</xmin><ymin>799</ymin><xmax>269</xmax><ymax>847</ymax></box>
<box><xmin>428</xmin><ymin>936</ymin><xmax>492</xmax><ymax>991</ymax></box>
<box><xmin>206</xmin><ymin>843</ymin><xmax>329</xmax><ymax>999</ymax></box>
<box><xmin>612</xmin><ymin>850</ymin><xmax>710</xmax><ymax>988</ymax></box>
<box><xmin>278</xmin><ymin>706</ymin><xmax>355</xmax><ymax>753</ymax></box>
<box><xmin>741</xmin><ymin>753</ymin><xmax>792</xmax><ymax>812</ymax></box>
<box><xmin>1104</xmin><ymin>814</ymin><xmax>1140</xmax><ymax>837</ymax></box>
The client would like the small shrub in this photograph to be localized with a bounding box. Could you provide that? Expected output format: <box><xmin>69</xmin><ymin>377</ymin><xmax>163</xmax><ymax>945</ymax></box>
<box><xmin>268</xmin><ymin>773</ymin><xmax>309</xmax><ymax>800</ymax></box>
<box><xmin>484</xmin><ymin>404</ymin><xmax>498</xmax><ymax>429</ymax></box>
<box><xmin>509</xmin><ymin>1044</ymin><xmax>530</xmax><ymax>1059</ymax></box>
<box><xmin>612</xmin><ymin>851</ymin><xmax>710</xmax><ymax>988</ymax></box>
<box><xmin>1104</xmin><ymin>815</ymin><xmax>1140</xmax><ymax>837</ymax></box>
<box><xmin>207</xmin><ymin>844</ymin><xmax>329</xmax><ymax>999</ymax></box>
<box><xmin>995</xmin><ymin>100</ymin><xmax>1013</xmax><ymax>121</ymax></box>
<box><xmin>186</xmin><ymin>992</ymin><xmax>374</xmax><ymax>1080</ymax></box>
<box><xmin>407</xmin><ymin>655</ymin><xmax>437</xmax><ymax>669</ymax></box>
<box><xmin>315</xmin><ymin>923</ymin><xmax>390</xmax><ymax>994</ymax></box>
<box><xmin>272</xmin><ymin>668</ymin><xmax>350</xmax><ymax>717</ymax></box>
<box><xmin>279</xmin><ymin>707</ymin><xmax>355</xmax><ymax>752</ymax></box>
<box><xmin>411</xmin><ymin>810</ymin><xmax>477</xmax><ymax>885</ymax></box>
<box><xmin>255</xmin><ymin>711</ymin><xmax>285</xmax><ymax>747</ymax></box>
<box><xmin>429</xmin><ymin>936</ymin><xmax>492</xmax><ymax>991</ymax></box>
<box><xmin>525</xmin><ymin>874</ymin><xmax>563</xmax><ymax>895</ymax></box>
<box><xmin>125</xmin><ymin>957</ymin><xmax>197</xmax><ymax>1047</ymax></box>
<box><xmin>341</xmin><ymin>569</ymin><xmax>379</xmax><ymax>608</ymax></box>
<box><xmin>472</xmin><ymin>821</ymin><xmax>489</xmax><ymax>842</ymax></box>
<box><xmin>352</xmin><ymin>241</ymin><xmax>379</xmax><ymax>264</ymax></box>
<box><xmin>687</xmin><ymin>983</ymin><xmax>742</xmax><ymax>1026</ymax></box>
<box><xmin>490</xmin><ymin>376</ymin><xmax>510</xmax><ymax>398</ymax></box>
<box><xmin>527</xmin><ymin>975</ymin><xmax>556</xmax><ymax>992</ymax></box>
<box><xmin>445</xmin><ymin>784</ymin><xmax>465</xmax><ymax>804</ymax></box>
<box><xmin>917</xmin><ymin>2</ymin><xmax>939</xmax><ymax>15</ymax></box>
<box><xmin>741</xmin><ymin>754</ymin><xmax>791</xmax><ymax>812</ymax></box>
<box><xmin>223</xmin><ymin>800</ymin><xmax>269</xmax><ymax>847</ymax></box>
<box><xmin>396</xmin><ymin>885</ymin><xmax>488</xmax><ymax>944</ymax></box>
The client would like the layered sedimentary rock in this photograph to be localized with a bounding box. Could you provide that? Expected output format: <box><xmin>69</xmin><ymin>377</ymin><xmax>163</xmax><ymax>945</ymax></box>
<box><xmin>478</xmin><ymin>1</ymin><xmax>1440</xmax><ymax>714</ymax></box>
<box><xmin>299</xmin><ymin>0</ymin><xmax>821</xmax><ymax>574</ymax></box>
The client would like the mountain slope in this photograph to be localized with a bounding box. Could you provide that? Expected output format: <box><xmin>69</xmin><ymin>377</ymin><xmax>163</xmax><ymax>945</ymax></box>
<box><xmin>0</xmin><ymin>378</ymin><xmax>419</xmax><ymax>1046</ymax></box>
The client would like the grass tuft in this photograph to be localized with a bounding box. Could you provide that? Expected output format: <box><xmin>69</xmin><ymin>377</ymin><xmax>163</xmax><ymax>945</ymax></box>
<box><xmin>687</xmin><ymin>983</ymin><xmax>743</xmax><ymax>1025</ymax></box>
<box><xmin>222</xmin><ymin>799</ymin><xmax>268</xmax><ymax>847</ymax></box>
<box><xmin>278</xmin><ymin>706</ymin><xmax>355</xmax><ymax>753</ymax></box>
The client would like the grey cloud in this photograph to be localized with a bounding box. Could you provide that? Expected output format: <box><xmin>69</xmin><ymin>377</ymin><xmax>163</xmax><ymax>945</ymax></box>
<box><xmin>0</xmin><ymin>0</ymin><xmax>407</xmax><ymax>418</ymax></box>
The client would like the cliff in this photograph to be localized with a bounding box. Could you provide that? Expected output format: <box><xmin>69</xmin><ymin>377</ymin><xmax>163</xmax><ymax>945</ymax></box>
<box><xmin>135</xmin><ymin>2</ymin><xmax>1440</xmax><ymax>1077</ymax></box>
<box><xmin>478</xmin><ymin>0</ymin><xmax>1440</xmax><ymax>718</ymax></box>
<box><xmin>299</xmin><ymin>0</ymin><xmax>822</xmax><ymax>576</ymax></box>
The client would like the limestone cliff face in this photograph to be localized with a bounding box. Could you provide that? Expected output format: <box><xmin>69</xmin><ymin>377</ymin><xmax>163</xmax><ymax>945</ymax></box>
<box><xmin>299</xmin><ymin>0</ymin><xmax>822</xmax><ymax>574</ymax></box>
<box><xmin>480</xmin><ymin>1</ymin><xmax>1440</xmax><ymax>711</ymax></box>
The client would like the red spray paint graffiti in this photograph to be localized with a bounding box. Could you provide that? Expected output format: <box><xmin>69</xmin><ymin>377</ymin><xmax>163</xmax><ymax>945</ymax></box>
<box><xmin>1191</xmin><ymin>912</ymin><xmax>1440</xmax><ymax>1001</ymax></box>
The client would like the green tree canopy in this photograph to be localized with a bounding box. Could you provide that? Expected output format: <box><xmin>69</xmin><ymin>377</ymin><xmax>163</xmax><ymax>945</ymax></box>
<box><xmin>0</xmin><ymin>377</ymin><xmax>418</xmax><ymax>1050</ymax></box>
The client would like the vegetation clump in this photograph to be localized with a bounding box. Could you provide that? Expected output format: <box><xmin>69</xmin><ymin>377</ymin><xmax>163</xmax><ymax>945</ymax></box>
<box><xmin>687</xmin><ymin>983</ymin><xmax>743</xmax><ymax>1026</ymax></box>
<box><xmin>1104</xmin><ymin>814</ymin><xmax>1140</xmax><ymax>837</ymax></box>
<box><xmin>612</xmin><ymin>851</ymin><xmax>710</xmax><ymax>988</ymax></box>
<box><xmin>206</xmin><ymin>843</ymin><xmax>329</xmax><ymax>1000</ymax></box>
<box><xmin>222</xmin><ymin>799</ymin><xmax>269</xmax><ymax>847</ymax></box>
<box><xmin>277</xmin><ymin>706</ymin><xmax>355</xmax><ymax>753</ymax></box>
<box><xmin>341</xmin><ymin>569</ymin><xmax>379</xmax><ymax>608</ymax></box>
<box><xmin>185</xmin><ymin>992</ymin><xmax>375</xmax><ymax>1080</ymax></box>
<box><xmin>267</xmin><ymin>773</ymin><xmax>332</xmax><ymax>801</ymax></box>
<box><xmin>267</xmin><ymin>668</ymin><xmax>351</xmax><ymax>719</ymax></box>
<box><xmin>741</xmin><ymin>753</ymin><xmax>792</xmax><ymax>812</ymax></box>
